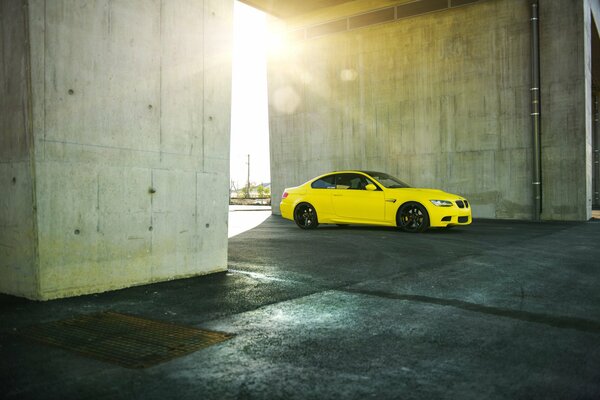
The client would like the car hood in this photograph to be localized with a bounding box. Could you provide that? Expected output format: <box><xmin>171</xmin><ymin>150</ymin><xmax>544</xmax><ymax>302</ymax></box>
<box><xmin>388</xmin><ymin>187</ymin><xmax>464</xmax><ymax>200</ymax></box>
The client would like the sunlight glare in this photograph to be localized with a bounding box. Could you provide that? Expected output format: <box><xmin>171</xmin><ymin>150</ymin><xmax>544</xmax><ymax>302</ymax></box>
<box><xmin>231</xmin><ymin>2</ymin><xmax>270</xmax><ymax>188</ymax></box>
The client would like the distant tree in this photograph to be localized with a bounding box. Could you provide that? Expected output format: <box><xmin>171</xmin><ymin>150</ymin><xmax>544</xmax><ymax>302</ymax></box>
<box><xmin>257</xmin><ymin>185</ymin><xmax>265</xmax><ymax>198</ymax></box>
<box><xmin>240</xmin><ymin>186</ymin><xmax>250</xmax><ymax>199</ymax></box>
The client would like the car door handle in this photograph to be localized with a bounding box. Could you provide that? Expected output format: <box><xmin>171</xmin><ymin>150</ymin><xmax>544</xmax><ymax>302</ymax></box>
<box><xmin>385</xmin><ymin>199</ymin><xmax>397</xmax><ymax>203</ymax></box>
<box><xmin>333</xmin><ymin>194</ymin><xmax>343</xmax><ymax>197</ymax></box>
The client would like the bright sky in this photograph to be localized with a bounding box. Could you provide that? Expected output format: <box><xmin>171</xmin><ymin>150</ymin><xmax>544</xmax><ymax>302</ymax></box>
<box><xmin>230</xmin><ymin>1</ymin><xmax>270</xmax><ymax>188</ymax></box>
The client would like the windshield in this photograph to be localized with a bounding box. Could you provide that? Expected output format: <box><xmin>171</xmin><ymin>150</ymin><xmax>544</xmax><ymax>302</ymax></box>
<box><xmin>363</xmin><ymin>171</ymin><xmax>411</xmax><ymax>188</ymax></box>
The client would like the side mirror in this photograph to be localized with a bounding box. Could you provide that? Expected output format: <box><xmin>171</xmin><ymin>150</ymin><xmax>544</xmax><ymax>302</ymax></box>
<box><xmin>365</xmin><ymin>183</ymin><xmax>377</xmax><ymax>191</ymax></box>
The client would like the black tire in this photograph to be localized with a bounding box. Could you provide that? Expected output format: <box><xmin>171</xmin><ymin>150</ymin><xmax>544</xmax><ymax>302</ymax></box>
<box><xmin>294</xmin><ymin>203</ymin><xmax>319</xmax><ymax>229</ymax></box>
<box><xmin>397</xmin><ymin>202</ymin><xmax>429</xmax><ymax>233</ymax></box>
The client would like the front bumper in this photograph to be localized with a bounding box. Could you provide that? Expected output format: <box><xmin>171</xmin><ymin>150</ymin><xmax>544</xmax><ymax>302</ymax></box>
<box><xmin>428</xmin><ymin>200</ymin><xmax>472</xmax><ymax>227</ymax></box>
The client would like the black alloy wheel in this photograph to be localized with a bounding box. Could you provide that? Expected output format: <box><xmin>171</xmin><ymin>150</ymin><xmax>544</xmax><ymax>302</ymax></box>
<box><xmin>294</xmin><ymin>203</ymin><xmax>319</xmax><ymax>229</ymax></box>
<box><xmin>397</xmin><ymin>202</ymin><xmax>429</xmax><ymax>233</ymax></box>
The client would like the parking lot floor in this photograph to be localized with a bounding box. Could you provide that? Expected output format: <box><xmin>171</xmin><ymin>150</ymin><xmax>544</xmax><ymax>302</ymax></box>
<box><xmin>2</xmin><ymin>215</ymin><xmax>600</xmax><ymax>399</ymax></box>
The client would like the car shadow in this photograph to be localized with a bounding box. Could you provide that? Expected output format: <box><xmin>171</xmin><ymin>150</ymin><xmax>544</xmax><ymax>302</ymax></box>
<box><xmin>316</xmin><ymin>224</ymin><xmax>466</xmax><ymax>235</ymax></box>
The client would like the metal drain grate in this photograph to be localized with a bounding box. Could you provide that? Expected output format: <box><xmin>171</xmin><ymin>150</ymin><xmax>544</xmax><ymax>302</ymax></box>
<box><xmin>17</xmin><ymin>311</ymin><xmax>233</xmax><ymax>368</ymax></box>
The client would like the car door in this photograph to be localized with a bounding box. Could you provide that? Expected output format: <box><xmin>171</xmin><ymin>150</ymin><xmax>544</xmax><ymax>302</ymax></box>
<box><xmin>308</xmin><ymin>174</ymin><xmax>336</xmax><ymax>220</ymax></box>
<box><xmin>332</xmin><ymin>173</ymin><xmax>385</xmax><ymax>222</ymax></box>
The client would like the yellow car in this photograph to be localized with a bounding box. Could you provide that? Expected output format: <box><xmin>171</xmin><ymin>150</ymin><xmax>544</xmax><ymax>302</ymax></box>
<box><xmin>280</xmin><ymin>170</ymin><xmax>471</xmax><ymax>233</ymax></box>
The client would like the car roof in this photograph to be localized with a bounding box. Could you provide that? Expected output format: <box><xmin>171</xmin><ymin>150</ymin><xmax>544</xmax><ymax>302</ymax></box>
<box><xmin>318</xmin><ymin>170</ymin><xmax>373</xmax><ymax>175</ymax></box>
<box><xmin>306</xmin><ymin>171</ymin><xmax>381</xmax><ymax>184</ymax></box>
<box><xmin>315</xmin><ymin>170</ymin><xmax>383</xmax><ymax>177</ymax></box>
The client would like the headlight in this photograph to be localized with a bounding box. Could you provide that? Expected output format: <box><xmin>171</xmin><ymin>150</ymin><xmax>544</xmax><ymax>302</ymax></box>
<box><xmin>430</xmin><ymin>200</ymin><xmax>453</xmax><ymax>207</ymax></box>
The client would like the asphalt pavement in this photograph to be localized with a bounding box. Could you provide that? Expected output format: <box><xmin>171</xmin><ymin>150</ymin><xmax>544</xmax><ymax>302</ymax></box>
<box><xmin>2</xmin><ymin>214</ymin><xmax>600</xmax><ymax>399</ymax></box>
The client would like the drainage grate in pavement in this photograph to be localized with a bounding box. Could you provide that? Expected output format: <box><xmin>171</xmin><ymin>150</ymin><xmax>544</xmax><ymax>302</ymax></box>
<box><xmin>17</xmin><ymin>311</ymin><xmax>233</xmax><ymax>368</ymax></box>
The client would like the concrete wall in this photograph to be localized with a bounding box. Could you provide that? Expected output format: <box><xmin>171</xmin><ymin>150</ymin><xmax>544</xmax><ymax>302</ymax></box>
<box><xmin>1</xmin><ymin>0</ymin><xmax>233</xmax><ymax>300</ymax></box>
<box><xmin>0</xmin><ymin>0</ymin><xmax>38</xmax><ymax>298</ymax></box>
<box><xmin>268</xmin><ymin>0</ymin><xmax>592</xmax><ymax>221</ymax></box>
<box><xmin>269</xmin><ymin>0</ymin><xmax>533</xmax><ymax>219</ymax></box>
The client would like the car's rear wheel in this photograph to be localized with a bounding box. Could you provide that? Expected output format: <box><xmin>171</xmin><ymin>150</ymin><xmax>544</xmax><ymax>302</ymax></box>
<box><xmin>397</xmin><ymin>202</ymin><xmax>429</xmax><ymax>233</ymax></box>
<box><xmin>294</xmin><ymin>203</ymin><xmax>319</xmax><ymax>229</ymax></box>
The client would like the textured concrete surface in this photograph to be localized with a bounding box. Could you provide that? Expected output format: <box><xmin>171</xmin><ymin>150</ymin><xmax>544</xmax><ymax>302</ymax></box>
<box><xmin>267</xmin><ymin>0</ymin><xmax>595</xmax><ymax>222</ymax></box>
<box><xmin>2</xmin><ymin>215</ymin><xmax>599</xmax><ymax>399</ymax></box>
<box><xmin>0</xmin><ymin>0</ymin><xmax>38</xmax><ymax>298</ymax></box>
<box><xmin>1</xmin><ymin>0</ymin><xmax>233</xmax><ymax>299</ymax></box>
<box><xmin>540</xmin><ymin>0</ymin><xmax>592</xmax><ymax>221</ymax></box>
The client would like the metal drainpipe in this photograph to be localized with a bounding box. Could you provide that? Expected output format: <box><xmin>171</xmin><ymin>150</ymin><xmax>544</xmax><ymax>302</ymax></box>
<box><xmin>530</xmin><ymin>1</ymin><xmax>542</xmax><ymax>221</ymax></box>
<box><xmin>595</xmin><ymin>94</ymin><xmax>600</xmax><ymax>208</ymax></box>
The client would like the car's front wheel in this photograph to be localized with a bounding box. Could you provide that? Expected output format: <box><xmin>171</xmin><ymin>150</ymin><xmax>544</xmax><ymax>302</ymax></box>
<box><xmin>397</xmin><ymin>202</ymin><xmax>429</xmax><ymax>233</ymax></box>
<box><xmin>294</xmin><ymin>203</ymin><xmax>319</xmax><ymax>229</ymax></box>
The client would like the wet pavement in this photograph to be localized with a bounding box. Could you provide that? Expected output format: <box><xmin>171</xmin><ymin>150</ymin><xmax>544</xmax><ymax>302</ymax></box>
<box><xmin>2</xmin><ymin>215</ymin><xmax>600</xmax><ymax>399</ymax></box>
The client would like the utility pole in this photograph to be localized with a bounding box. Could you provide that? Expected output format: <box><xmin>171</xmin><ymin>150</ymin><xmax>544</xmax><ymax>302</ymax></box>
<box><xmin>246</xmin><ymin>154</ymin><xmax>251</xmax><ymax>199</ymax></box>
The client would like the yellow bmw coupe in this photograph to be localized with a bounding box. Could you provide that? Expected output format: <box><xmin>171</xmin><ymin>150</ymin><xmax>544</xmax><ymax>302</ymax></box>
<box><xmin>280</xmin><ymin>170</ymin><xmax>471</xmax><ymax>233</ymax></box>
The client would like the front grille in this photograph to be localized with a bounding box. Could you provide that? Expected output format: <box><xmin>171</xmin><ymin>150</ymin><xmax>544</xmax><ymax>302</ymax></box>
<box><xmin>464</xmin><ymin>200</ymin><xmax>469</xmax><ymax>208</ymax></box>
<box><xmin>456</xmin><ymin>200</ymin><xmax>464</xmax><ymax>208</ymax></box>
<box><xmin>441</xmin><ymin>216</ymin><xmax>452</xmax><ymax>222</ymax></box>
<box><xmin>458</xmin><ymin>216</ymin><xmax>469</xmax><ymax>223</ymax></box>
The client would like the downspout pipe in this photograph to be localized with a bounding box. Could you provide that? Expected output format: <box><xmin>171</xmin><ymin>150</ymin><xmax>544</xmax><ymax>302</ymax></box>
<box><xmin>530</xmin><ymin>1</ymin><xmax>542</xmax><ymax>221</ymax></box>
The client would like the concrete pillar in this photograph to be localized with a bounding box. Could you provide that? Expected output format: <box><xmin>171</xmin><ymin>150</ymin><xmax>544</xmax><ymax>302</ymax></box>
<box><xmin>0</xmin><ymin>0</ymin><xmax>38</xmax><ymax>298</ymax></box>
<box><xmin>540</xmin><ymin>0</ymin><xmax>592</xmax><ymax>221</ymax></box>
<box><xmin>0</xmin><ymin>0</ymin><xmax>233</xmax><ymax>300</ymax></box>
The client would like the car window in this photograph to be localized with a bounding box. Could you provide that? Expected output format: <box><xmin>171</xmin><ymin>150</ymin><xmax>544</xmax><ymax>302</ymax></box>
<box><xmin>363</xmin><ymin>171</ymin><xmax>411</xmax><ymax>188</ymax></box>
<box><xmin>311</xmin><ymin>175</ymin><xmax>336</xmax><ymax>189</ymax></box>
<box><xmin>335</xmin><ymin>173</ymin><xmax>375</xmax><ymax>190</ymax></box>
